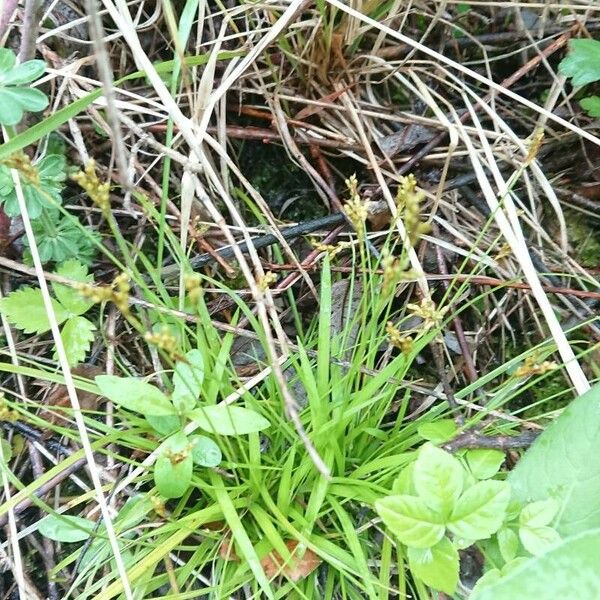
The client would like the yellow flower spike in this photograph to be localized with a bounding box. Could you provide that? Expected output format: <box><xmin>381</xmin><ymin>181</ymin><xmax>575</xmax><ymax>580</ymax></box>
<box><xmin>72</xmin><ymin>160</ymin><xmax>111</xmax><ymax>215</ymax></box>
<box><xmin>514</xmin><ymin>355</ymin><xmax>558</xmax><ymax>378</ymax></box>
<box><xmin>258</xmin><ymin>271</ymin><xmax>277</xmax><ymax>292</ymax></box>
<box><xmin>144</xmin><ymin>326</ymin><xmax>180</xmax><ymax>360</ymax></box>
<box><xmin>2</xmin><ymin>152</ymin><xmax>39</xmax><ymax>186</ymax></box>
<box><xmin>406</xmin><ymin>297</ymin><xmax>448</xmax><ymax>331</ymax></box>
<box><xmin>386</xmin><ymin>321</ymin><xmax>414</xmax><ymax>354</ymax></box>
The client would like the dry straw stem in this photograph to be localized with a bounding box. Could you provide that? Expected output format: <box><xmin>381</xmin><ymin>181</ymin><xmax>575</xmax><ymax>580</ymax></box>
<box><xmin>454</xmin><ymin>105</ymin><xmax>589</xmax><ymax>395</ymax></box>
<box><xmin>327</xmin><ymin>0</ymin><xmax>600</xmax><ymax>148</ymax></box>
<box><xmin>0</xmin><ymin>299</ymin><xmax>27</xmax><ymax>598</ymax></box>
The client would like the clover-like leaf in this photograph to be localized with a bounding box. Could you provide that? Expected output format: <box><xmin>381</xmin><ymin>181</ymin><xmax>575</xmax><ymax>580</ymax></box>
<box><xmin>0</xmin><ymin>48</ymin><xmax>16</xmax><ymax>73</ymax></box>
<box><xmin>375</xmin><ymin>495</ymin><xmax>445</xmax><ymax>548</ymax></box>
<box><xmin>1</xmin><ymin>60</ymin><xmax>46</xmax><ymax>86</ymax></box>
<box><xmin>95</xmin><ymin>375</ymin><xmax>176</xmax><ymax>416</ymax></box>
<box><xmin>407</xmin><ymin>536</ymin><xmax>459</xmax><ymax>594</ymax></box>
<box><xmin>558</xmin><ymin>39</ymin><xmax>600</xmax><ymax>87</ymax></box>
<box><xmin>56</xmin><ymin>316</ymin><xmax>96</xmax><ymax>367</ymax></box>
<box><xmin>448</xmin><ymin>480</ymin><xmax>510</xmax><ymax>540</ymax></box>
<box><xmin>0</xmin><ymin>286</ymin><xmax>68</xmax><ymax>334</ymax></box>
<box><xmin>190</xmin><ymin>405</ymin><xmax>270</xmax><ymax>436</ymax></box>
<box><xmin>413</xmin><ymin>443</ymin><xmax>463</xmax><ymax>517</ymax></box>
<box><xmin>0</xmin><ymin>49</ymin><xmax>47</xmax><ymax>125</ymax></box>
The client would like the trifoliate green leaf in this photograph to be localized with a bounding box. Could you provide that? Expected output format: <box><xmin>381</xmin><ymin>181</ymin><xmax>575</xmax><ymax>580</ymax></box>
<box><xmin>55</xmin><ymin>316</ymin><xmax>96</xmax><ymax>367</ymax></box>
<box><xmin>95</xmin><ymin>375</ymin><xmax>176</xmax><ymax>416</ymax></box>
<box><xmin>0</xmin><ymin>49</ymin><xmax>47</xmax><ymax>125</ymax></box>
<box><xmin>1</xmin><ymin>60</ymin><xmax>46</xmax><ymax>85</ymax></box>
<box><xmin>558</xmin><ymin>39</ymin><xmax>600</xmax><ymax>87</ymax></box>
<box><xmin>0</xmin><ymin>92</ymin><xmax>24</xmax><ymax>126</ymax></box>
<box><xmin>413</xmin><ymin>443</ymin><xmax>463</xmax><ymax>517</ymax></box>
<box><xmin>0</xmin><ymin>286</ymin><xmax>68</xmax><ymax>334</ymax></box>
<box><xmin>0</xmin><ymin>49</ymin><xmax>16</xmax><ymax>73</ymax></box>
<box><xmin>407</xmin><ymin>536</ymin><xmax>459</xmax><ymax>594</ymax></box>
<box><xmin>448</xmin><ymin>480</ymin><xmax>510</xmax><ymax>540</ymax></box>
<box><xmin>374</xmin><ymin>495</ymin><xmax>445</xmax><ymax>548</ymax></box>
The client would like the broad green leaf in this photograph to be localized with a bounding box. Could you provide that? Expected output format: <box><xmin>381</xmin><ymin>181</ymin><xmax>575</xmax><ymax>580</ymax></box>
<box><xmin>417</xmin><ymin>419</ymin><xmax>458</xmax><ymax>443</ymax></box>
<box><xmin>172</xmin><ymin>349</ymin><xmax>204</xmax><ymax>412</ymax></box>
<box><xmin>1</xmin><ymin>60</ymin><xmax>45</xmax><ymax>85</ymax></box>
<box><xmin>448</xmin><ymin>480</ymin><xmax>510</xmax><ymax>540</ymax></box>
<box><xmin>580</xmin><ymin>95</ymin><xmax>600</xmax><ymax>117</ymax></box>
<box><xmin>190</xmin><ymin>435</ymin><xmax>221</xmax><ymax>467</ymax></box>
<box><xmin>374</xmin><ymin>495</ymin><xmax>445</xmax><ymax>548</ymax></box>
<box><xmin>519</xmin><ymin>525</ymin><xmax>561</xmax><ymax>556</ymax></box>
<box><xmin>52</xmin><ymin>260</ymin><xmax>94</xmax><ymax>315</ymax></box>
<box><xmin>56</xmin><ymin>316</ymin><xmax>95</xmax><ymax>367</ymax></box>
<box><xmin>155</xmin><ymin>432</ymin><xmax>193</xmax><ymax>498</ymax></box>
<box><xmin>190</xmin><ymin>405</ymin><xmax>270</xmax><ymax>436</ymax></box>
<box><xmin>0</xmin><ymin>287</ymin><xmax>67</xmax><ymax>334</ymax></box>
<box><xmin>497</xmin><ymin>527</ymin><xmax>519</xmax><ymax>563</ymax></box>
<box><xmin>466</xmin><ymin>449</ymin><xmax>505</xmax><ymax>480</ymax></box>
<box><xmin>520</xmin><ymin>499</ymin><xmax>559</xmax><ymax>529</ymax></box>
<box><xmin>407</xmin><ymin>536</ymin><xmax>459</xmax><ymax>594</ymax></box>
<box><xmin>508</xmin><ymin>384</ymin><xmax>600</xmax><ymax>537</ymax></box>
<box><xmin>472</xmin><ymin>568</ymin><xmax>502</xmax><ymax>593</ymax></box>
<box><xmin>95</xmin><ymin>375</ymin><xmax>175</xmax><ymax>416</ymax></box>
<box><xmin>146</xmin><ymin>414</ymin><xmax>180</xmax><ymax>436</ymax></box>
<box><xmin>413</xmin><ymin>443</ymin><xmax>463</xmax><ymax>517</ymax></box>
<box><xmin>38</xmin><ymin>515</ymin><xmax>95</xmax><ymax>542</ymax></box>
<box><xmin>558</xmin><ymin>39</ymin><xmax>600</xmax><ymax>87</ymax></box>
<box><xmin>471</xmin><ymin>529</ymin><xmax>600</xmax><ymax>600</ymax></box>
<box><xmin>392</xmin><ymin>462</ymin><xmax>416</xmax><ymax>495</ymax></box>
